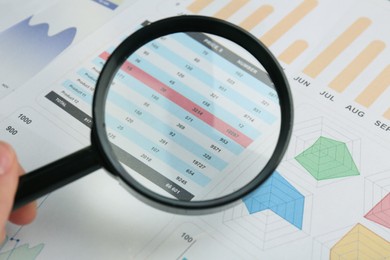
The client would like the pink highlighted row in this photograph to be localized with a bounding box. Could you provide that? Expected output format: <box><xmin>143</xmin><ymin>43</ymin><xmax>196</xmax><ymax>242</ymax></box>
<box><xmin>99</xmin><ymin>51</ymin><xmax>253</xmax><ymax>148</ymax></box>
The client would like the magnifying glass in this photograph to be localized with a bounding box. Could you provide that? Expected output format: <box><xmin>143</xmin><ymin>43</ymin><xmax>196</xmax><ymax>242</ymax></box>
<box><xmin>14</xmin><ymin>15</ymin><xmax>293</xmax><ymax>214</ymax></box>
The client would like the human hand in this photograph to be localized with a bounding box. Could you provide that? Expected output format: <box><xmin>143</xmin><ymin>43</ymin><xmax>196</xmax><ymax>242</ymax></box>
<box><xmin>0</xmin><ymin>142</ymin><xmax>36</xmax><ymax>242</ymax></box>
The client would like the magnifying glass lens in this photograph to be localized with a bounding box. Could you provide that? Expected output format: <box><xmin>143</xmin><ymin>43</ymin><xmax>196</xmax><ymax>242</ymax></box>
<box><xmin>103</xmin><ymin>31</ymin><xmax>281</xmax><ymax>203</ymax></box>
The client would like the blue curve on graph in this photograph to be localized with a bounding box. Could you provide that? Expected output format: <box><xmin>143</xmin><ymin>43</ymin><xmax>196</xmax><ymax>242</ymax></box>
<box><xmin>243</xmin><ymin>171</ymin><xmax>305</xmax><ymax>229</ymax></box>
<box><xmin>0</xmin><ymin>16</ymin><xmax>76</xmax><ymax>87</ymax></box>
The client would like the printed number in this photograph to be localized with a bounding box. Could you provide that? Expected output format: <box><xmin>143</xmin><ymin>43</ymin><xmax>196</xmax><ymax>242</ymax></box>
<box><xmin>141</xmin><ymin>154</ymin><xmax>152</xmax><ymax>162</ymax></box>
<box><xmin>203</xmin><ymin>153</ymin><xmax>212</xmax><ymax>160</ymax></box>
<box><xmin>202</xmin><ymin>101</ymin><xmax>210</xmax><ymax>107</ymax></box>
<box><xmin>253</xmin><ymin>107</ymin><xmax>262</xmax><ymax>114</ymax></box>
<box><xmin>6</xmin><ymin>126</ymin><xmax>17</xmax><ymax>135</ymax></box>
<box><xmin>227</xmin><ymin>78</ymin><xmax>235</xmax><ymax>85</ymax></box>
<box><xmin>218</xmin><ymin>85</ymin><xmax>227</xmax><ymax>92</ymax></box>
<box><xmin>185</xmin><ymin>64</ymin><xmax>193</xmax><ymax>71</ymax></box>
<box><xmin>176</xmin><ymin>176</ymin><xmax>187</xmax><ymax>185</ymax></box>
<box><xmin>186</xmin><ymin>169</ymin><xmax>195</xmax><ymax>176</ymax></box>
<box><xmin>193</xmin><ymin>160</ymin><xmax>206</xmax><ymax>169</ymax></box>
<box><xmin>219</xmin><ymin>137</ymin><xmax>229</xmax><ymax>144</ymax></box>
<box><xmin>151</xmin><ymin>147</ymin><xmax>160</xmax><ymax>153</ymax></box>
<box><xmin>181</xmin><ymin>233</ymin><xmax>194</xmax><ymax>243</ymax></box>
<box><xmin>159</xmin><ymin>139</ymin><xmax>168</xmax><ymax>145</ymax></box>
<box><xmin>18</xmin><ymin>114</ymin><xmax>32</xmax><ymax>124</ymax></box>
<box><xmin>226</xmin><ymin>129</ymin><xmax>239</xmax><ymax>138</ymax></box>
<box><xmin>176</xmin><ymin>123</ymin><xmax>185</xmax><ymax>130</ymax></box>
<box><xmin>165</xmin><ymin>183</ymin><xmax>180</xmax><ymax>194</ymax></box>
<box><xmin>107</xmin><ymin>132</ymin><xmax>116</xmax><ymax>139</ymax></box>
<box><xmin>235</xmin><ymin>71</ymin><xmax>244</xmax><ymax>78</ymax></box>
<box><xmin>192</xmin><ymin>107</ymin><xmax>203</xmax><ymax>115</ymax></box>
<box><xmin>210</xmin><ymin>93</ymin><xmax>219</xmax><ymax>99</ymax></box>
<box><xmin>125</xmin><ymin>117</ymin><xmax>134</xmax><ymax>124</ymax></box>
<box><xmin>244</xmin><ymin>114</ymin><xmax>255</xmax><ymax>122</ymax></box>
<box><xmin>261</xmin><ymin>100</ymin><xmax>270</xmax><ymax>107</ymax></box>
<box><xmin>210</xmin><ymin>144</ymin><xmax>222</xmax><ymax>153</ymax></box>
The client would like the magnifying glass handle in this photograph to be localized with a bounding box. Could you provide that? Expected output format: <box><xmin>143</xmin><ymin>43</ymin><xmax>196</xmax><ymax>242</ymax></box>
<box><xmin>14</xmin><ymin>146</ymin><xmax>101</xmax><ymax>209</ymax></box>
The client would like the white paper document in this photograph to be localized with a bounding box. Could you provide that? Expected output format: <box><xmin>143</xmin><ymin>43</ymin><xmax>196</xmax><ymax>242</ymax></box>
<box><xmin>0</xmin><ymin>0</ymin><xmax>389</xmax><ymax>259</ymax></box>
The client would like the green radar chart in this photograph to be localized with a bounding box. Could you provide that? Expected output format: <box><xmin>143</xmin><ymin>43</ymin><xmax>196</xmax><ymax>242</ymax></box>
<box><xmin>295</xmin><ymin>136</ymin><xmax>360</xmax><ymax>180</ymax></box>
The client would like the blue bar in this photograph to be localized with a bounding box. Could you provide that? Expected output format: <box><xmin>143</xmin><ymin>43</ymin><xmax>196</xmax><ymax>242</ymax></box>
<box><xmin>108</xmin><ymin>90</ymin><xmax>229</xmax><ymax>171</ymax></box>
<box><xmin>106</xmin><ymin>114</ymin><xmax>211</xmax><ymax>187</ymax></box>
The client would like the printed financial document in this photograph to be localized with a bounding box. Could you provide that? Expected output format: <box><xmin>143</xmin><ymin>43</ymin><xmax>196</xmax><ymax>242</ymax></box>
<box><xmin>0</xmin><ymin>0</ymin><xmax>389</xmax><ymax>259</ymax></box>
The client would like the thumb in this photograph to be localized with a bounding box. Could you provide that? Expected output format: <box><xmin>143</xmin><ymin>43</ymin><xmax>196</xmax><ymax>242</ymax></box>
<box><xmin>0</xmin><ymin>142</ymin><xmax>19</xmax><ymax>242</ymax></box>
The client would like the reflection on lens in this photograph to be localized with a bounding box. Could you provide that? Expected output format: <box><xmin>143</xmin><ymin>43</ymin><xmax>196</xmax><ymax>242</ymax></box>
<box><xmin>102</xmin><ymin>31</ymin><xmax>281</xmax><ymax>202</ymax></box>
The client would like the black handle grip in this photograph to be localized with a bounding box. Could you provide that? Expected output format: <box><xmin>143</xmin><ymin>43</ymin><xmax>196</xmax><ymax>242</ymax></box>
<box><xmin>14</xmin><ymin>145</ymin><xmax>101</xmax><ymax>209</ymax></box>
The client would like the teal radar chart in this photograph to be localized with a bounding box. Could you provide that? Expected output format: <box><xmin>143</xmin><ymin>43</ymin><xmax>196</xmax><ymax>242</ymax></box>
<box><xmin>295</xmin><ymin>136</ymin><xmax>360</xmax><ymax>180</ymax></box>
<box><xmin>243</xmin><ymin>171</ymin><xmax>305</xmax><ymax>229</ymax></box>
<box><xmin>0</xmin><ymin>16</ymin><xmax>76</xmax><ymax>91</ymax></box>
<box><xmin>0</xmin><ymin>238</ymin><xmax>44</xmax><ymax>260</ymax></box>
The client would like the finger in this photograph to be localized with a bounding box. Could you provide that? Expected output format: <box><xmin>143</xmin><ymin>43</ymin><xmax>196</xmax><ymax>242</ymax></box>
<box><xmin>0</xmin><ymin>142</ymin><xmax>19</xmax><ymax>242</ymax></box>
<box><xmin>9</xmin><ymin>202</ymin><xmax>37</xmax><ymax>225</ymax></box>
<box><xmin>8</xmin><ymin>151</ymin><xmax>37</xmax><ymax>225</ymax></box>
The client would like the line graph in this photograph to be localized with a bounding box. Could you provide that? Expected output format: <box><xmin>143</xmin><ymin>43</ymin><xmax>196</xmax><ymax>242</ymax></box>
<box><xmin>0</xmin><ymin>16</ymin><xmax>76</xmax><ymax>97</ymax></box>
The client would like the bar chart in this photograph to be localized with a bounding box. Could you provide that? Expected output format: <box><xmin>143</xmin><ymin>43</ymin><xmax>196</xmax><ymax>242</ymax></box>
<box><xmin>300</xmin><ymin>1</ymin><xmax>390</xmax><ymax>121</ymax></box>
<box><xmin>186</xmin><ymin>0</ymin><xmax>390</xmax><ymax>121</ymax></box>
<box><xmin>258</xmin><ymin>0</ymin><xmax>317</xmax><ymax>47</ymax></box>
<box><xmin>185</xmin><ymin>0</ymin><xmax>350</xmax><ymax>66</ymax></box>
<box><xmin>303</xmin><ymin>17</ymin><xmax>372</xmax><ymax>79</ymax></box>
<box><xmin>384</xmin><ymin>108</ymin><xmax>390</xmax><ymax>120</ymax></box>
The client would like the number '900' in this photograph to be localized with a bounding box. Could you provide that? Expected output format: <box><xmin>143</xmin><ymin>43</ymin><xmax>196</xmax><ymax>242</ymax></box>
<box><xmin>6</xmin><ymin>126</ymin><xmax>18</xmax><ymax>135</ymax></box>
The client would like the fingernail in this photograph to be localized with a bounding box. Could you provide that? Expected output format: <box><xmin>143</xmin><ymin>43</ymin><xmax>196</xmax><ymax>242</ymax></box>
<box><xmin>0</xmin><ymin>142</ymin><xmax>13</xmax><ymax>175</ymax></box>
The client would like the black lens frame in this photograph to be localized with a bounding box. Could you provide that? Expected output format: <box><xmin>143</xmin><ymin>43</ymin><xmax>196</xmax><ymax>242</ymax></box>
<box><xmin>92</xmin><ymin>15</ymin><xmax>293</xmax><ymax>214</ymax></box>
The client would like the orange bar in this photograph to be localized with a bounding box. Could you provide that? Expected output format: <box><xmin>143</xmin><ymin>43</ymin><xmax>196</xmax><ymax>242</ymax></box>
<box><xmin>384</xmin><ymin>108</ymin><xmax>390</xmax><ymax>120</ymax></box>
<box><xmin>278</xmin><ymin>40</ymin><xmax>308</xmax><ymax>64</ymax></box>
<box><xmin>239</xmin><ymin>5</ymin><xmax>273</xmax><ymax>31</ymax></box>
<box><xmin>329</xmin><ymin>40</ymin><xmax>385</xmax><ymax>92</ymax></box>
<box><xmin>260</xmin><ymin>0</ymin><xmax>318</xmax><ymax>46</ymax></box>
<box><xmin>214</xmin><ymin>0</ymin><xmax>249</xmax><ymax>20</ymax></box>
<box><xmin>303</xmin><ymin>17</ymin><xmax>372</xmax><ymax>78</ymax></box>
<box><xmin>355</xmin><ymin>65</ymin><xmax>390</xmax><ymax>108</ymax></box>
<box><xmin>187</xmin><ymin>0</ymin><xmax>213</xmax><ymax>13</ymax></box>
